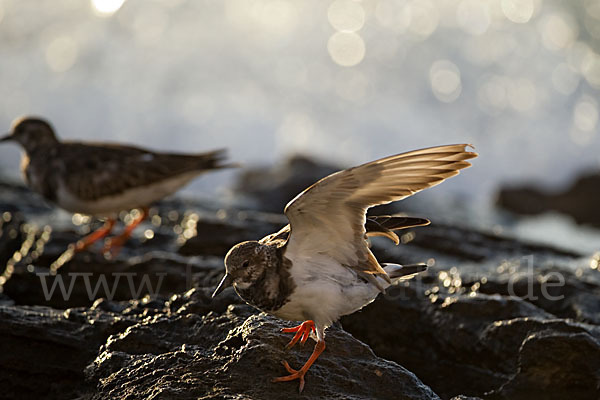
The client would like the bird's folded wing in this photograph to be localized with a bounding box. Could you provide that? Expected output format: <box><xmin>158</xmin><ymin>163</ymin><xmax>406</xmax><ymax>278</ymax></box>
<box><xmin>283</xmin><ymin>144</ymin><xmax>477</xmax><ymax>276</ymax></box>
<box><xmin>60</xmin><ymin>143</ymin><xmax>228</xmax><ymax>201</ymax></box>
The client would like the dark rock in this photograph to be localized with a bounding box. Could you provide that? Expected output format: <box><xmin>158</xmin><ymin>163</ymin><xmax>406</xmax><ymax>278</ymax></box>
<box><xmin>0</xmin><ymin>293</ymin><xmax>13</xmax><ymax>306</ymax></box>
<box><xmin>341</xmin><ymin>260</ymin><xmax>600</xmax><ymax>400</ymax></box>
<box><xmin>0</xmin><ymin>302</ymin><xmax>139</xmax><ymax>400</ymax></box>
<box><xmin>406</xmin><ymin>223</ymin><xmax>581</xmax><ymax>261</ymax></box>
<box><xmin>480</xmin><ymin>317</ymin><xmax>600</xmax><ymax>377</ymax></box>
<box><xmin>341</xmin><ymin>289</ymin><xmax>549</xmax><ymax>398</ymax></box>
<box><xmin>0</xmin><ymin>210</ymin><xmax>23</xmax><ymax>269</ymax></box>
<box><xmin>477</xmin><ymin>266</ymin><xmax>600</xmax><ymax>325</ymax></box>
<box><xmin>497</xmin><ymin>171</ymin><xmax>600</xmax><ymax>227</ymax></box>
<box><xmin>491</xmin><ymin>330</ymin><xmax>600</xmax><ymax>400</ymax></box>
<box><xmin>233</xmin><ymin>155</ymin><xmax>340</xmax><ymax>213</ymax></box>
<box><xmin>86</xmin><ymin>303</ymin><xmax>439</xmax><ymax>400</ymax></box>
<box><xmin>178</xmin><ymin>211</ymin><xmax>286</xmax><ymax>257</ymax></box>
<box><xmin>2</xmin><ymin>252</ymin><xmax>224</xmax><ymax>309</ymax></box>
<box><xmin>179</xmin><ymin>220</ymin><xmax>251</xmax><ymax>256</ymax></box>
<box><xmin>166</xmin><ymin>285</ymin><xmax>244</xmax><ymax>316</ymax></box>
<box><xmin>1</xmin><ymin>178</ymin><xmax>599</xmax><ymax>400</ymax></box>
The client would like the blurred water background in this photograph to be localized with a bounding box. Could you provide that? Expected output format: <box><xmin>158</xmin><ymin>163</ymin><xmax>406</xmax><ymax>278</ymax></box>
<box><xmin>0</xmin><ymin>0</ymin><xmax>599</xmax><ymax>252</ymax></box>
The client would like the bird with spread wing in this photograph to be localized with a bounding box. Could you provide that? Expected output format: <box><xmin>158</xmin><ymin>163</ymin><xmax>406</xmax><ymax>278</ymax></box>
<box><xmin>212</xmin><ymin>144</ymin><xmax>477</xmax><ymax>393</ymax></box>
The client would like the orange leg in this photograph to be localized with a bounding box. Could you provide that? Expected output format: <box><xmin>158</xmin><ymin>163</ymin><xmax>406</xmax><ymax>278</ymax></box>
<box><xmin>103</xmin><ymin>207</ymin><xmax>149</xmax><ymax>255</ymax></box>
<box><xmin>273</xmin><ymin>340</ymin><xmax>326</xmax><ymax>393</ymax></box>
<box><xmin>281</xmin><ymin>320</ymin><xmax>315</xmax><ymax>349</ymax></box>
<box><xmin>74</xmin><ymin>219</ymin><xmax>116</xmax><ymax>252</ymax></box>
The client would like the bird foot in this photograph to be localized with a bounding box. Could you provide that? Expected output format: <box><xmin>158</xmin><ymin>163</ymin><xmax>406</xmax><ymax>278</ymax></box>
<box><xmin>73</xmin><ymin>219</ymin><xmax>116</xmax><ymax>253</ymax></box>
<box><xmin>273</xmin><ymin>340</ymin><xmax>326</xmax><ymax>393</ymax></box>
<box><xmin>281</xmin><ymin>320</ymin><xmax>315</xmax><ymax>349</ymax></box>
<box><xmin>102</xmin><ymin>207</ymin><xmax>149</xmax><ymax>257</ymax></box>
<box><xmin>272</xmin><ymin>361</ymin><xmax>307</xmax><ymax>393</ymax></box>
<box><xmin>74</xmin><ymin>240</ymin><xmax>92</xmax><ymax>253</ymax></box>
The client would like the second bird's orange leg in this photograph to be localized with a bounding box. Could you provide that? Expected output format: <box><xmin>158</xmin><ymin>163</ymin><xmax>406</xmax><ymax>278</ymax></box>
<box><xmin>103</xmin><ymin>207</ymin><xmax>149</xmax><ymax>255</ymax></box>
<box><xmin>273</xmin><ymin>340</ymin><xmax>326</xmax><ymax>393</ymax></box>
<box><xmin>74</xmin><ymin>219</ymin><xmax>116</xmax><ymax>252</ymax></box>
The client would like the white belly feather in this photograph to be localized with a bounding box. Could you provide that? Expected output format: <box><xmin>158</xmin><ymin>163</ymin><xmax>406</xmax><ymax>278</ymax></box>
<box><xmin>273</xmin><ymin>254</ymin><xmax>384</xmax><ymax>329</ymax></box>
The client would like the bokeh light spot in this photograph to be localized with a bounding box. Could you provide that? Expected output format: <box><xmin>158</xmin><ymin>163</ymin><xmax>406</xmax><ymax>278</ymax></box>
<box><xmin>540</xmin><ymin>13</ymin><xmax>578</xmax><ymax>51</ymax></box>
<box><xmin>573</xmin><ymin>96</ymin><xmax>598</xmax><ymax>133</ymax></box>
<box><xmin>429</xmin><ymin>60</ymin><xmax>462</xmax><ymax>103</ymax></box>
<box><xmin>581</xmin><ymin>51</ymin><xmax>600</xmax><ymax>88</ymax></box>
<box><xmin>501</xmin><ymin>0</ymin><xmax>535</xmax><ymax>24</ymax></box>
<box><xmin>91</xmin><ymin>0</ymin><xmax>126</xmax><ymax>16</ymax></box>
<box><xmin>456</xmin><ymin>0</ymin><xmax>491</xmax><ymax>35</ymax></box>
<box><xmin>328</xmin><ymin>0</ymin><xmax>365</xmax><ymax>32</ymax></box>
<box><xmin>327</xmin><ymin>32</ymin><xmax>366</xmax><ymax>67</ymax></box>
<box><xmin>408</xmin><ymin>0</ymin><xmax>439</xmax><ymax>38</ymax></box>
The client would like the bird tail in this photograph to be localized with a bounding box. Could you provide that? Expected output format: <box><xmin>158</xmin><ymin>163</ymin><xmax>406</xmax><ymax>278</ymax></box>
<box><xmin>195</xmin><ymin>149</ymin><xmax>240</xmax><ymax>170</ymax></box>
<box><xmin>382</xmin><ymin>263</ymin><xmax>428</xmax><ymax>282</ymax></box>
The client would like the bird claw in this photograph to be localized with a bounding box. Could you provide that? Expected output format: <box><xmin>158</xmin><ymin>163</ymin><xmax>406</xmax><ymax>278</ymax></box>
<box><xmin>272</xmin><ymin>340</ymin><xmax>326</xmax><ymax>394</ymax></box>
<box><xmin>272</xmin><ymin>361</ymin><xmax>306</xmax><ymax>393</ymax></box>
<box><xmin>281</xmin><ymin>320</ymin><xmax>315</xmax><ymax>349</ymax></box>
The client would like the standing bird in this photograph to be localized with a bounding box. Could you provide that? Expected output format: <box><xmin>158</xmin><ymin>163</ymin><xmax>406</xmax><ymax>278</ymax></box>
<box><xmin>212</xmin><ymin>144</ymin><xmax>477</xmax><ymax>393</ymax></box>
<box><xmin>0</xmin><ymin>116</ymin><xmax>234</xmax><ymax>254</ymax></box>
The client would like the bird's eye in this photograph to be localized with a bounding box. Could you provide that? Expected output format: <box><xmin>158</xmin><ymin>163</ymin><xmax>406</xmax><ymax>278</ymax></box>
<box><xmin>242</xmin><ymin>261</ymin><xmax>249</xmax><ymax>268</ymax></box>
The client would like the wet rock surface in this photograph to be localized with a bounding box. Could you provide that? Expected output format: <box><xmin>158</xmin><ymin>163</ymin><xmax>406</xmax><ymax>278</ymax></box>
<box><xmin>87</xmin><ymin>298</ymin><xmax>438</xmax><ymax>400</ymax></box>
<box><xmin>1</xmin><ymin>170</ymin><xmax>599</xmax><ymax>399</ymax></box>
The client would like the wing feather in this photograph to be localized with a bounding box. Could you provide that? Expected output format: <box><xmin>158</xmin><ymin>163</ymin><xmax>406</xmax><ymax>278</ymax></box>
<box><xmin>283</xmin><ymin>144</ymin><xmax>477</xmax><ymax>278</ymax></box>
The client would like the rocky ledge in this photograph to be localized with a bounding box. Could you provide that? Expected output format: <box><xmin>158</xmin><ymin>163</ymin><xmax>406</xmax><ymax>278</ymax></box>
<box><xmin>1</xmin><ymin>164</ymin><xmax>599</xmax><ymax>399</ymax></box>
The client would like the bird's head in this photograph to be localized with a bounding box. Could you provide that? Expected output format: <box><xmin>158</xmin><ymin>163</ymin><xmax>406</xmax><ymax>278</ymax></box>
<box><xmin>212</xmin><ymin>241</ymin><xmax>270</xmax><ymax>297</ymax></box>
<box><xmin>1</xmin><ymin>117</ymin><xmax>59</xmax><ymax>153</ymax></box>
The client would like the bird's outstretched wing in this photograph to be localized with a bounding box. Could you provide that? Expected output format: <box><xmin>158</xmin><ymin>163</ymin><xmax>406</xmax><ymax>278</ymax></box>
<box><xmin>283</xmin><ymin>144</ymin><xmax>477</xmax><ymax>277</ymax></box>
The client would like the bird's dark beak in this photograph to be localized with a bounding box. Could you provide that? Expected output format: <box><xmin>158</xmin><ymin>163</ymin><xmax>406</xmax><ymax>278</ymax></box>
<box><xmin>212</xmin><ymin>273</ymin><xmax>233</xmax><ymax>298</ymax></box>
<box><xmin>0</xmin><ymin>133</ymin><xmax>12</xmax><ymax>143</ymax></box>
